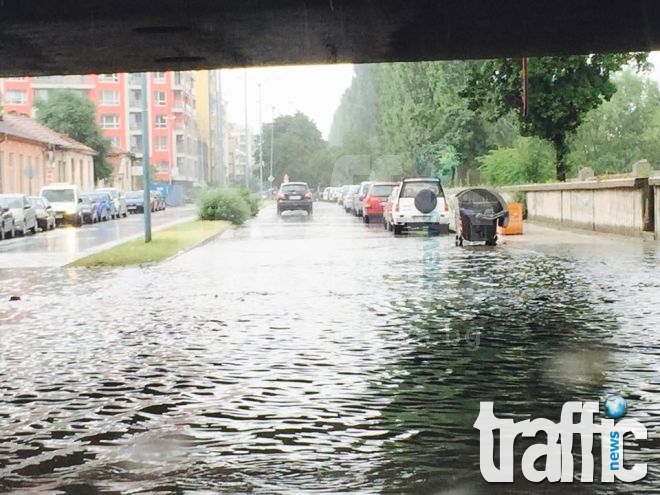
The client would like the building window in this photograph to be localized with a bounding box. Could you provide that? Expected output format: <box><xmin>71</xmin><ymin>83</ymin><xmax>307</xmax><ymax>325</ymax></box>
<box><xmin>155</xmin><ymin>115</ymin><xmax>168</xmax><ymax>129</ymax></box>
<box><xmin>155</xmin><ymin>136</ymin><xmax>168</xmax><ymax>151</ymax></box>
<box><xmin>4</xmin><ymin>90</ymin><xmax>27</xmax><ymax>105</ymax></box>
<box><xmin>99</xmin><ymin>73</ymin><xmax>119</xmax><ymax>82</ymax></box>
<box><xmin>129</xmin><ymin>89</ymin><xmax>142</xmax><ymax>108</ymax></box>
<box><xmin>154</xmin><ymin>72</ymin><xmax>166</xmax><ymax>82</ymax></box>
<box><xmin>155</xmin><ymin>91</ymin><xmax>166</xmax><ymax>106</ymax></box>
<box><xmin>100</xmin><ymin>114</ymin><xmax>120</xmax><ymax>129</ymax></box>
<box><xmin>100</xmin><ymin>90</ymin><xmax>119</xmax><ymax>106</ymax></box>
<box><xmin>33</xmin><ymin>89</ymin><xmax>50</xmax><ymax>102</ymax></box>
<box><xmin>129</xmin><ymin>112</ymin><xmax>142</xmax><ymax>130</ymax></box>
<box><xmin>174</xmin><ymin>72</ymin><xmax>182</xmax><ymax>86</ymax></box>
<box><xmin>129</xmin><ymin>135</ymin><xmax>143</xmax><ymax>154</ymax></box>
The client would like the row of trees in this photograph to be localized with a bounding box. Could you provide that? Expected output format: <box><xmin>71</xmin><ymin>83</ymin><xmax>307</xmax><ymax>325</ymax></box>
<box><xmin>323</xmin><ymin>53</ymin><xmax>660</xmax><ymax>186</ymax></box>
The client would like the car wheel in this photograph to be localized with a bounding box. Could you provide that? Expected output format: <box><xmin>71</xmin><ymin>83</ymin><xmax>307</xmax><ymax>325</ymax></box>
<box><xmin>0</xmin><ymin>225</ymin><xmax>4</xmax><ymax>241</ymax></box>
<box><xmin>363</xmin><ymin>215</ymin><xmax>370</xmax><ymax>224</ymax></box>
<box><xmin>30</xmin><ymin>223</ymin><xmax>37</xmax><ymax>235</ymax></box>
<box><xmin>393</xmin><ymin>224</ymin><xmax>403</xmax><ymax>235</ymax></box>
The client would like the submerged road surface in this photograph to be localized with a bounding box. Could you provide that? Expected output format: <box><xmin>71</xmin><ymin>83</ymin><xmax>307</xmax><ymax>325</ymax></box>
<box><xmin>0</xmin><ymin>202</ymin><xmax>659</xmax><ymax>493</ymax></box>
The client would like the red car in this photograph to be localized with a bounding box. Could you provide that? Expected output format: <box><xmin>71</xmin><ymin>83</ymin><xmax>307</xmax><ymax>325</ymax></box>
<box><xmin>362</xmin><ymin>182</ymin><xmax>398</xmax><ymax>224</ymax></box>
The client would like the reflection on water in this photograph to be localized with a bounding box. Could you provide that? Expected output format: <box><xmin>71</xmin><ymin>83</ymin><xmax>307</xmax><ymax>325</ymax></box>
<box><xmin>0</xmin><ymin>204</ymin><xmax>659</xmax><ymax>493</ymax></box>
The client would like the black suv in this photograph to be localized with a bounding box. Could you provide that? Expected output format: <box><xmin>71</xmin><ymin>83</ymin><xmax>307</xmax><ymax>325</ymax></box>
<box><xmin>276</xmin><ymin>182</ymin><xmax>313</xmax><ymax>215</ymax></box>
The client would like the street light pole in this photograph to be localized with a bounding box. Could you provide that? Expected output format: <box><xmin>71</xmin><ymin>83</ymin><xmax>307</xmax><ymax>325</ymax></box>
<box><xmin>258</xmin><ymin>83</ymin><xmax>263</xmax><ymax>196</ymax></box>
<box><xmin>270</xmin><ymin>105</ymin><xmax>274</xmax><ymax>182</ymax></box>
<box><xmin>141</xmin><ymin>72</ymin><xmax>152</xmax><ymax>242</ymax></box>
<box><xmin>243</xmin><ymin>69</ymin><xmax>250</xmax><ymax>190</ymax></box>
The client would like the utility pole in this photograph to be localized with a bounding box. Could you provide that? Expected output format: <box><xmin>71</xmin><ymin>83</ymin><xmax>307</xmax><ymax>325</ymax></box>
<box><xmin>243</xmin><ymin>69</ymin><xmax>250</xmax><ymax>190</ymax></box>
<box><xmin>270</xmin><ymin>105</ymin><xmax>274</xmax><ymax>181</ymax></box>
<box><xmin>216</xmin><ymin>69</ymin><xmax>225</xmax><ymax>187</ymax></box>
<box><xmin>258</xmin><ymin>83</ymin><xmax>263</xmax><ymax>196</ymax></box>
<box><xmin>141</xmin><ymin>72</ymin><xmax>152</xmax><ymax>242</ymax></box>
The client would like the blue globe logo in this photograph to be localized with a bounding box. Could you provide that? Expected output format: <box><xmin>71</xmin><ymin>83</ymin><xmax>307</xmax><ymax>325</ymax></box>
<box><xmin>604</xmin><ymin>395</ymin><xmax>627</xmax><ymax>419</ymax></box>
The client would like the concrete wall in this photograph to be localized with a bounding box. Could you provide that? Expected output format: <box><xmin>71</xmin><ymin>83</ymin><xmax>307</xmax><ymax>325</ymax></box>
<box><xmin>501</xmin><ymin>178</ymin><xmax>650</xmax><ymax>237</ymax></box>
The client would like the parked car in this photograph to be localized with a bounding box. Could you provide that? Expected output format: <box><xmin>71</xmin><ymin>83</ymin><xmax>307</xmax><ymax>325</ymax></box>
<box><xmin>337</xmin><ymin>185</ymin><xmax>350</xmax><ymax>205</ymax></box>
<box><xmin>0</xmin><ymin>194</ymin><xmax>38</xmax><ymax>236</ymax></box>
<box><xmin>126</xmin><ymin>191</ymin><xmax>145</xmax><ymax>213</ymax></box>
<box><xmin>389</xmin><ymin>177</ymin><xmax>450</xmax><ymax>235</ymax></box>
<box><xmin>40</xmin><ymin>183</ymin><xmax>84</xmax><ymax>226</ymax></box>
<box><xmin>0</xmin><ymin>205</ymin><xmax>15</xmax><ymax>240</ymax></box>
<box><xmin>276</xmin><ymin>181</ymin><xmax>313</xmax><ymax>215</ymax></box>
<box><xmin>362</xmin><ymin>182</ymin><xmax>397</xmax><ymax>224</ymax></box>
<box><xmin>29</xmin><ymin>196</ymin><xmax>57</xmax><ymax>231</ymax></box>
<box><xmin>382</xmin><ymin>185</ymin><xmax>399</xmax><ymax>232</ymax></box>
<box><xmin>352</xmin><ymin>181</ymin><xmax>373</xmax><ymax>216</ymax></box>
<box><xmin>96</xmin><ymin>187</ymin><xmax>128</xmax><ymax>218</ymax></box>
<box><xmin>89</xmin><ymin>192</ymin><xmax>117</xmax><ymax>219</ymax></box>
<box><xmin>80</xmin><ymin>194</ymin><xmax>101</xmax><ymax>223</ymax></box>
<box><xmin>342</xmin><ymin>185</ymin><xmax>359</xmax><ymax>213</ymax></box>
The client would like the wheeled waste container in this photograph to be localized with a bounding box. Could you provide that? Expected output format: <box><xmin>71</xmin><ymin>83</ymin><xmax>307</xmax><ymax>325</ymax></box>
<box><xmin>449</xmin><ymin>188</ymin><xmax>509</xmax><ymax>246</ymax></box>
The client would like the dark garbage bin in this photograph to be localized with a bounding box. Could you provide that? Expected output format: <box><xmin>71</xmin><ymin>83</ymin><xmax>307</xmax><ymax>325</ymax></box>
<box><xmin>449</xmin><ymin>188</ymin><xmax>509</xmax><ymax>246</ymax></box>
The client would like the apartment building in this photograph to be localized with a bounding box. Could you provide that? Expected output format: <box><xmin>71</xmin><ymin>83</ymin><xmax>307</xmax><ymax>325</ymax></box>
<box><xmin>1</xmin><ymin>71</ymin><xmax>205</xmax><ymax>187</ymax></box>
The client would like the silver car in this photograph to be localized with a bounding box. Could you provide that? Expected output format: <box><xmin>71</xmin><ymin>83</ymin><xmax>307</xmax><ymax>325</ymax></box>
<box><xmin>0</xmin><ymin>194</ymin><xmax>38</xmax><ymax>236</ymax></box>
<box><xmin>352</xmin><ymin>181</ymin><xmax>372</xmax><ymax>217</ymax></box>
<box><xmin>96</xmin><ymin>187</ymin><xmax>128</xmax><ymax>218</ymax></box>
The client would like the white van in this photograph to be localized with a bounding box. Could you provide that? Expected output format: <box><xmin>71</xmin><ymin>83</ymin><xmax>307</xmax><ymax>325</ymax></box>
<box><xmin>39</xmin><ymin>183</ymin><xmax>84</xmax><ymax>226</ymax></box>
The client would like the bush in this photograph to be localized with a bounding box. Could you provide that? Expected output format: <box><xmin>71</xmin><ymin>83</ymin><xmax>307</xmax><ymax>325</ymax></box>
<box><xmin>234</xmin><ymin>187</ymin><xmax>260</xmax><ymax>217</ymax></box>
<box><xmin>196</xmin><ymin>188</ymin><xmax>251</xmax><ymax>225</ymax></box>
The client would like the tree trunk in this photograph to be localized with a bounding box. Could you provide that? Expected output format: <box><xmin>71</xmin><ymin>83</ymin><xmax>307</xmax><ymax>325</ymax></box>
<box><xmin>552</xmin><ymin>136</ymin><xmax>568</xmax><ymax>182</ymax></box>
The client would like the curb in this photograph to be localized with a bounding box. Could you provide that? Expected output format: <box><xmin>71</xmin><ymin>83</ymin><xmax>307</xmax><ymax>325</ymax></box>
<box><xmin>164</xmin><ymin>223</ymin><xmax>233</xmax><ymax>263</ymax></box>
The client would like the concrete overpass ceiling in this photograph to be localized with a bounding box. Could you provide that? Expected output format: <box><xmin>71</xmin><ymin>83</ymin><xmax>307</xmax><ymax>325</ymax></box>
<box><xmin>1</xmin><ymin>0</ymin><xmax>659</xmax><ymax>76</ymax></box>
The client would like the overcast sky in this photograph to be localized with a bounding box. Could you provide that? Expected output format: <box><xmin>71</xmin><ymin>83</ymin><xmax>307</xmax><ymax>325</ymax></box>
<box><xmin>220</xmin><ymin>53</ymin><xmax>660</xmax><ymax>140</ymax></box>
<box><xmin>220</xmin><ymin>64</ymin><xmax>355</xmax><ymax>139</ymax></box>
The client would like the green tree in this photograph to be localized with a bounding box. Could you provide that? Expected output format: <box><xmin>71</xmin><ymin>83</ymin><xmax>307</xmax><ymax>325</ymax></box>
<box><xmin>568</xmin><ymin>69</ymin><xmax>660</xmax><ymax>174</ymax></box>
<box><xmin>463</xmin><ymin>54</ymin><xmax>648</xmax><ymax>181</ymax></box>
<box><xmin>34</xmin><ymin>89</ymin><xmax>112</xmax><ymax>181</ymax></box>
<box><xmin>257</xmin><ymin>112</ymin><xmax>327</xmax><ymax>188</ymax></box>
<box><xmin>478</xmin><ymin>136</ymin><xmax>555</xmax><ymax>186</ymax></box>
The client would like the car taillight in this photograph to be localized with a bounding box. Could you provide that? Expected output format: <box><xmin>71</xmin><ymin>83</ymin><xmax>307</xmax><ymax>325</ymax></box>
<box><xmin>304</xmin><ymin>192</ymin><xmax>313</xmax><ymax>199</ymax></box>
<box><xmin>444</xmin><ymin>200</ymin><xmax>449</xmax><ymax>211</ymax></box>
<box><xmin>394</xmin><ymin>201</ymin><xmax>399</xmax><ymax>212</ymax></box>
<box><xmin>276</xmin><ymin>192</ymin><xmax>285</xmax><ymax>200</ymax></box>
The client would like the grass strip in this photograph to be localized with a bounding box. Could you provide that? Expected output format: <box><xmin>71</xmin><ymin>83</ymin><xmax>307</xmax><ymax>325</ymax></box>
<box><xmin>68</xmin><ymin>220</ymin><xmax>230</xmax><ymax>267</ymax></box>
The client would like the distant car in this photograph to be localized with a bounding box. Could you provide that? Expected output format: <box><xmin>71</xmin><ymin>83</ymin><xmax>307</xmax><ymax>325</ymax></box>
<box><xmin>40</xmin><ymin>183</ymin><xmax>84</xmax><ymax>226</ymax></box>
<box><xmin>389</xmin><ymin>177</ymin><xmax>450</xmax><ymax>235</ymax></box>
<box><xmin>343</xmin><ymin>185</ymin><xmax>359</xmax><ymax>213</ymax></box>
<box><xmin>382</xmin><ymin>185</ymin><xmax>399</xmax><ymax>231</ymax></box>
<box><xmin>80</xmin><ymin>194</ymin><xmax>101</xmax><ymax>223</ymax></box>
<box><xmin>29</xmin><ymin>196</ymin><xmax>56</xmax><ymax>231</ymax></box>
<box><xmin>276</xmin><ymin>181</ymin><xmax>313</xmax><ymax>215</ymax></box>
<box><xmin>0</xmin><ymin>205</ymin><xmax>15</xmax><ymax>240</ymax></box>
<box><xmin>96</xmin><ymin>187</ymin><xmax>128</xmax><ymax>218</ymax></box>
<box><xmin>362</xmin><ymin>182</ymin><xmax>397</xmax><ymax>224</ymax></box>
<box><xmin>125</xmin><ymin>191</ymin><xmax>145</xmax><ymax>213</ymax></box>
<box><xmin>0</xmin><ymin>194</ymin><xmax>37</xmax><ymax>236</ymax></box>
<box><xmin>352</xmin><ymin>181</ymin><xmax>373</xmax><ymax>216</ymax></box>
<box><xmin>337</xmin><ymin>185</ymin><xmax>350</xmax><ymax>205</ymax></box>
<box><xmin>89</xmin><ymin>192</ymin><xmax>117</xmax><ymax>219</ymax></box>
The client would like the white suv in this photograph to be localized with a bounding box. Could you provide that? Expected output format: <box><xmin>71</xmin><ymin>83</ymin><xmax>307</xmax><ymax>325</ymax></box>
<box><xmin>389</xmin><ymin>178</ymin><xmax>450</xmax><ymax>235</ymax></box>
<box><xmin>40</xmin><ymin>183</ymin><xmax>84</xmax><ymax>227</ymax></box>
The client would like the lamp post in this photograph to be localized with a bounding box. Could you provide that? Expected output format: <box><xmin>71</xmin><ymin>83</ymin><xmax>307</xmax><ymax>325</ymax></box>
<box><xmin>258</xmin><ymin>83</ymin><xmax>264</xmax><ymax>196</ymax></box>
<box><xmin>140</xmin><ymin>72</ymin><xmax>152</xmax><ymax>242</ymax></box>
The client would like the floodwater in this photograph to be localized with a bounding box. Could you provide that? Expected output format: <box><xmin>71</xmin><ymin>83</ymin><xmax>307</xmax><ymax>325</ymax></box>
<box><xmin>0</xmin><ymin>203</ymin><xmax>659</xmax><ymax>493</ymax></box>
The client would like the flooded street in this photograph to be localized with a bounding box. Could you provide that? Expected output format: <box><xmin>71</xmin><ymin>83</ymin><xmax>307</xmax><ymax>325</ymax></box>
<box><xmin>1</xmin><ymin>202</ymin><xmax>659</xmax><ymax>493</ymax></box>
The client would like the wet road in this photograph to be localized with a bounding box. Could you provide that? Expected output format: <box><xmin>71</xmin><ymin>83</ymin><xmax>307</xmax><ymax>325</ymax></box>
<box><xmin>0</xmin><ymin>202</ymin><xmax>659</xmax><ymax>493</ymax></box>
<box><xmin>0</xmin><ymin>206</ymin><xmax>196</xmax><ymax>269</ymax></box>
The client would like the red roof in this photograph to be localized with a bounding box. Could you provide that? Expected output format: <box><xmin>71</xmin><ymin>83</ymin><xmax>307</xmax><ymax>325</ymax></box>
<box><xmin>1</xmin><ymin>112</ymin><xmax>96</xmax><ymax>155</ymax></box>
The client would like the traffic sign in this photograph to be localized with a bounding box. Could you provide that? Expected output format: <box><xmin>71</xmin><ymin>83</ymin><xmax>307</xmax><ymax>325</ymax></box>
<box><xmin>268</xmin><ymin>175</ymin><xmax>274</xmax><ymax>183</ymax></box>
